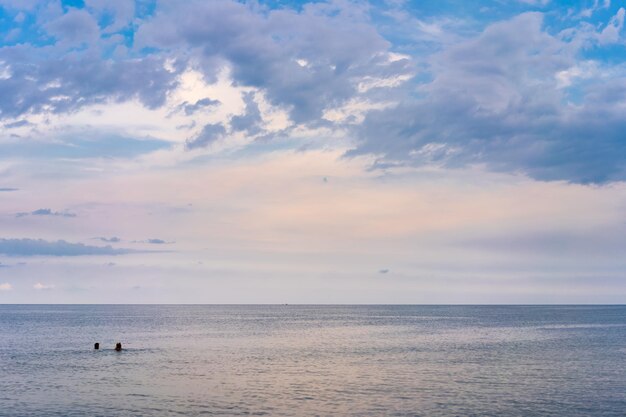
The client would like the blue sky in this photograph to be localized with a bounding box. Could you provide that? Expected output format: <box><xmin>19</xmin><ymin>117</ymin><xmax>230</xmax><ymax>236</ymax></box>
<box><xmin>0</xmin><ymin>0</ymin><xmax>625</xmax><ymax>303</ymax></box>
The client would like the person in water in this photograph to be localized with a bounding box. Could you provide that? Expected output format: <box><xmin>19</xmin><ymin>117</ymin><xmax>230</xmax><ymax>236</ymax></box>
<box><xmin>94</xmin><ymin>342</ymin><xmax>100</xmax><ymax>350</ymax></box>
<box><xmin>115</xmin><ymin>342</ymin><xmax>122</xmax><ymax>351</ymax></box>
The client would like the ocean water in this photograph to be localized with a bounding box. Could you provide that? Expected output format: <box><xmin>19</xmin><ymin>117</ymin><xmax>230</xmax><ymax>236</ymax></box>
<box><xmin>1</xmin><ymin>305</ymin><xmax>626</xmax><ymax>416</ymax></box>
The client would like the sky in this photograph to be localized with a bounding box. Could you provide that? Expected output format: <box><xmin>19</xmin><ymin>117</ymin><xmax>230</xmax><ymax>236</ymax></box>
<box><xmin>0</xmin><ymin>0</ymin><xmax>625</xmax><ymax>303</ymax></box>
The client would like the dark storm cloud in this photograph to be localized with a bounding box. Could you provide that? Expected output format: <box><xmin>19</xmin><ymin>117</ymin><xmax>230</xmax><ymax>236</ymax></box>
<box><xmin>0</xmin><ymin>238</ymin><xmax>133</xmax><ymax>256</ymax></box>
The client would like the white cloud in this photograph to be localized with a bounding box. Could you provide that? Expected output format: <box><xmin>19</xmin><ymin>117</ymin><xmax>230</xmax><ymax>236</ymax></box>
<box><xmin>0</xmin><ymin>61</ymin><xmax>11</xmax><ymax>80</ymax></box>
<box><xmin>555</xmin><ymin>61</ymin><xmax>597</xmax><ymax>88</ymax></box>
<box><xmin>579</xmin><ymin>0</ymin><xmax>613</xmax><ymax>18</ymax></box>
<box><xmin>598</xmin><ymin>8</ymin><xmax>625</xmax><ymax>44</ymax></box>
<box><xmin>33</xmin><ymin>282</ymin><xmax>55</xmax><ymax>290</ymax></box>
<box><xmin>0</xmin><ymin>283</ymin><xmax>12</xmax><ymax>291</ymax></box>
<box><xmin>323</xmin><ymin>98</ymin><xmax>394</xmax><ymax>124</ymax></box>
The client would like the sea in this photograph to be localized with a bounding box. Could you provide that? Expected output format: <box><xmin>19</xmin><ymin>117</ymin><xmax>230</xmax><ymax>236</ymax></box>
<box><xmin>1</xmin><ymin>305</ymin><xmax>625</xmax><ymax>416</ymax></box>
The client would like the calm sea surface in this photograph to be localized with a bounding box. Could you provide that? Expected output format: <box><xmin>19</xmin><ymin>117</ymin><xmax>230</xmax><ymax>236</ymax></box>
<box><xmin>1</xmin><ymin>305</ymin><xmax>626</xmax><ymax>416</ymax></box>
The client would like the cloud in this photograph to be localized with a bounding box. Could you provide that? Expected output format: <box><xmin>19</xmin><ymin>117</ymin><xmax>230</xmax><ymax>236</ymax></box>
<box><xmin>230</xmin><ymin>92</ymin><xmax>263</xmax><ymax>135</ymax></box>
<box><xmin>33</xmin><ymin>282</ymin><xmax>54</xmax><ymax>290</ymax></box>
<box><xmin>135</xmin><ymin>0</ymin><xmax>401</xmax><ymax>123</ymax></box>
<box><xmin>379</xmin><ymin>269</ymin><xmax>390</xmax><ymax>274</ymax></box>
<box><xmin>0</xmin><ymin>1</ymin><xmax>625</xmax><ymax>185</ymax></box>
<box><xmin>147</xmin><ymin>239</ymin><xmax>167</xmax><ymax>244</ymax></box>
<box><xmin>0</xmin><ymin>47</ymin><xmax>180</xmax><ymax>120</ymax></box>
<box><xmin>185</xmin><ymin>123</ymin><xmax>226</xmax><ymax>149</ymax></box>
<box><xmin>348</xmin><ymin>12</ymin><xmax>626</xmax><ymax>184</ymax></box>
<box><xmin>579</xmin><ymin>0</ymin><xmax>613</xmax><ymax>18</ymax></box>
<box><xmin>597</xmin><ymin>7</ymin><xmax>625</xmax><ymax>44</ymax></box>
<box><xmin>0</xmin><ymin>283</ymin><xmax>12</xmax><ymax>291</ymax></box>
<box><xmin>84</xmin><ymin>0</ymin><xmax>135</xmax><ymax>32</ymax></box>
<box><xmin>0</xmin><ymin>0</ymin><xmax>43</xmax><ymax>11</ymax></box>
<box><xmin>44</xmin><ymin>8</ymin><xmax>100</xmax><ymax>46</ymax></box>
<box><xmin>3</xmin><ymin>0</ymin><xmax>397</xmax><ymax>126</ymax></box>
<box><xmin>129</xmin><ymin>238</ymin><xmax>174</xmax><ymax>245</ymax></box>
<box><xmin>180</xmin><ymin>97</ymin><xmax>220</xmax><ymax>115</ymax></box>
<box><xmin>96</xmin><ymin>236</ymin><xmax>121</xmax><ymax>243</ymax></box>
<box><xmin>4</xmin><ymin>119</ymin><xmax>32</xmax><ymax>128</ymax></box>
<box><xmin>0</xmin><ymin>238</ymin><xmax>134</xmax><ymax>256</ymax></box>
<box><xmin>137</xmin><ymin>238</ymin><xmax>174</xmax><ymax>244</ymax></box>
<box><xmin>0</xmin><ymin>187</ymin><xmax>18</xmax><ymax>192</ymax></box>
<box><xmin>16</xmin><ymin>208</ymin><xmax>77</xmax><ymax>218</ymax></box>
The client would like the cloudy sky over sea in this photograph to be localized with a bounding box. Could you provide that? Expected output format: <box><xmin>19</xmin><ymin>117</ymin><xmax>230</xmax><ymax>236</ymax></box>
<box><xmin>0</xmin><ymin>0</ymin><xmax>625</xmax><ymax>303</ymax></box>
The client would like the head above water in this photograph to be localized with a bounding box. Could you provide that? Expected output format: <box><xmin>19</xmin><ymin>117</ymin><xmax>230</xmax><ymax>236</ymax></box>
<box><xmin>115</xmin><ymin>342</ymin><xmax>122</xmax><ymax>351</ymax></box>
